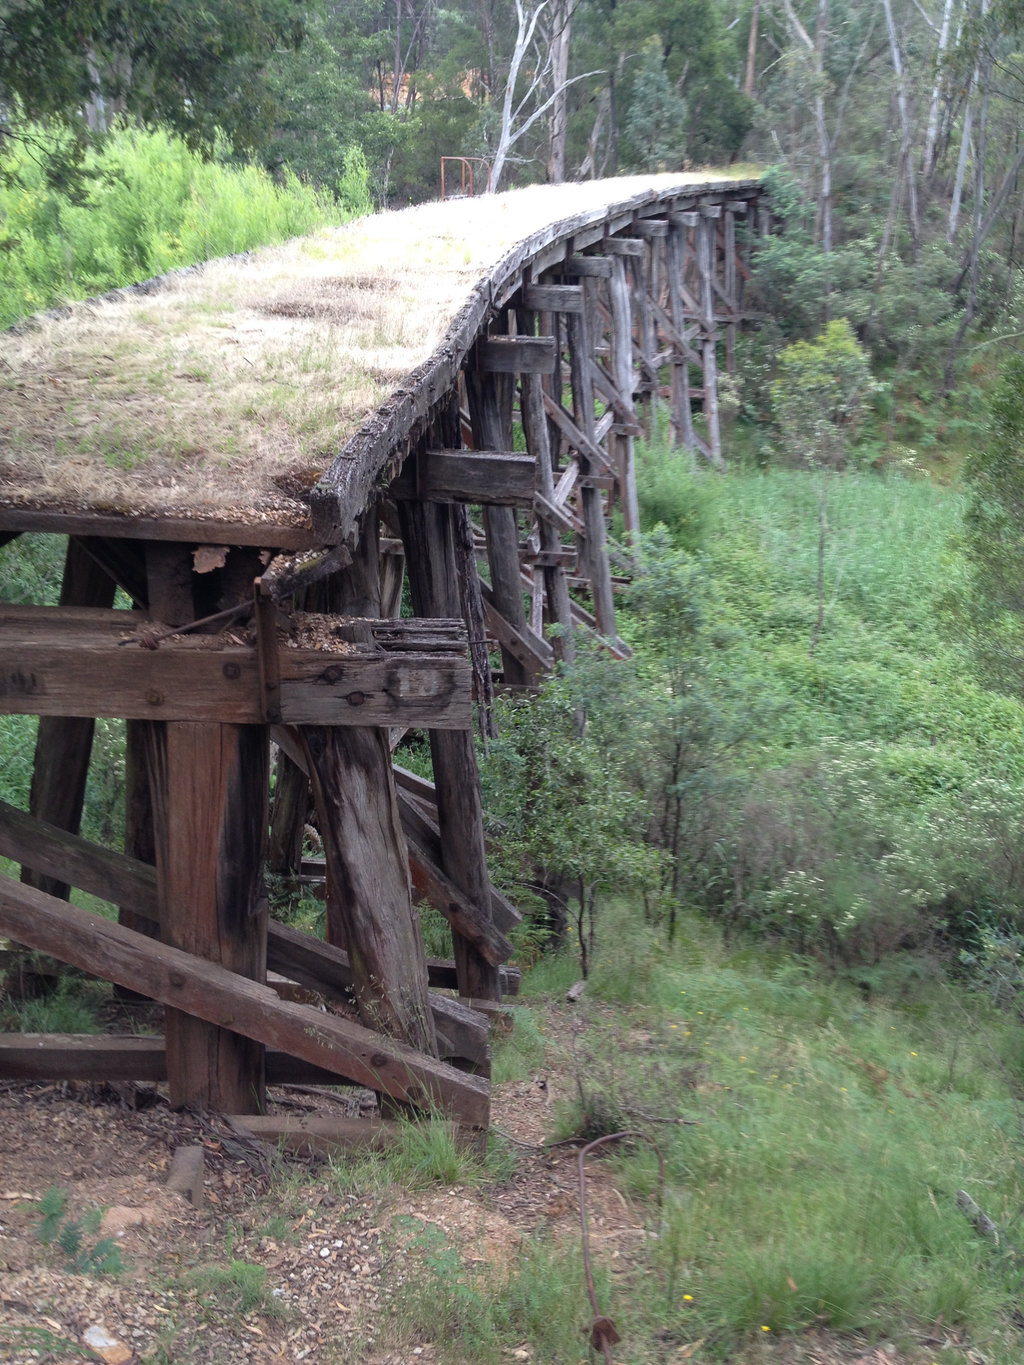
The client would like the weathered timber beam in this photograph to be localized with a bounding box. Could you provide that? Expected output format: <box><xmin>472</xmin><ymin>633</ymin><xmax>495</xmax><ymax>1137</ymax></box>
<box><xmin>563</xmin><ymin>255</ymin><xmax>614</xmax><ymax>278</ymax></box>
<box><xmin>0</xmin><ymin>507</ymin><xmax>319</xmax><ymax>552</ymax></box>
<box><xmin>395</xmin><ymin>788</ymin><xmax>521</xmax><ymax>933</ymax></box>
<box><xmin>632</xmin><ymin>219</ymin><xmax>669</xmax><ymax>238</ymax></box>
<box><xmin>266</xmin><ymin>920</ymin><xmax>488</xmax><ymax>1065</ymax></box>
<box><xmin>541</xmin><ymin>393</ymin><xmax>615</xmax><ymax>476</ymax></box>
<box><xmin>391</xmin><ymin>451</ymin><xmax>537</xmax><ymax>507</ymax></box>
<box><xmin>604</xmin><ymin>238</ymin><xmax>646</xmax><ymax>257</ymax></box>
<box><xmin>523</xmin><ymin>284</ymin><xmax>584</xmax><ymax>313</ymax></box>
<box><xmin>0</xmin><ymin>873</ymin><xmax>489</xmax><ymax>1127</ymax></box>
<box><xmin>0</xmin><ymin>799</ymin><xmax>156</xmax><ymax>912</ymax></box>
<box><xmin>406</xmin><ymin>836</ymin><xmax>514</xmax><ymax>966</ymax></box>
<box><xmin>0</xmin><ymin>800</ymin><xmax>501</xmax><ymax>1052</ymax></box>
<box><xmin>0</xmin><ymin>619</ymin><xmax>471</xmax><ymax>728</ymax></box>
<box><xmin>0</xmin><ymin>1034</ymin><xmax>372</xmax><ymax>1087</ymax></box>
<box><xmin>480</xmin><ymin>598</ymin><xmax>551</xmax><ymax>680</ymax></box>
<box><xmin>475</xmin><ymin>336</ymin><xmax>556</xmax><ymax>374</ymax></box>
<box><xmin>21</xmin><ymin>538</ymin><xmax>116</xmax><ymax>902</ymax></box>
<box><xmin>227</xmin><ymin>1114</ymin><xmax>402</xmax><ymax>1157</ymax></box>
<box><xmin>533</xmin><ymin>491</ymin><xmax>581</xmax><ymax>537</ymax></box>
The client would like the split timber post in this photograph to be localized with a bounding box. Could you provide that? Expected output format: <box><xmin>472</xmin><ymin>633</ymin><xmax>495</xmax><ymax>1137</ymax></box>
<box><xmin>300</xmin><ymin>522</ymin><xmax>438</xmax><ymax>1057</ymax></box>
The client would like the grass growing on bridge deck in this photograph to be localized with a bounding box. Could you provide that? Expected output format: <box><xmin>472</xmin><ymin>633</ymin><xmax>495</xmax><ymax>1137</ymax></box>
<box><xmin>0</xmin><ymin>170</ymin><xmax>760</xmax><ymax>527</ymax></box>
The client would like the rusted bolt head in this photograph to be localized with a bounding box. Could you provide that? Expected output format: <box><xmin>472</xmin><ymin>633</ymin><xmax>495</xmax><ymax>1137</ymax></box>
<box><xmin>222</xmin><ymin>662</ymin><xmax>241</xmax><ymax>680</ymax></box>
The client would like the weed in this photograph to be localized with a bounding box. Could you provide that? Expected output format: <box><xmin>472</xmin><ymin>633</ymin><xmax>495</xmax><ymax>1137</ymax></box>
<box><xmin>35</xmin><ymin>1186</ymin><xmax>124</xmax><ymax>1275</ymax></box>
<box><xmin>184</xmin><ymin>1259</ymin><xmax>286</xmax><ymax>1320</ymax></box>
<box><xmin>331</xmin><ymin>1112</ymin><xmax>478</xmax><ymax>1193</ymax></box>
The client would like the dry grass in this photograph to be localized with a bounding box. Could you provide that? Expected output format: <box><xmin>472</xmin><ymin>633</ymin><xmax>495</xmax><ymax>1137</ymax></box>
<box><xmin>0</xmin><ymin>171</ymin><xmax>759</xmax><ymax>525</ymax></box>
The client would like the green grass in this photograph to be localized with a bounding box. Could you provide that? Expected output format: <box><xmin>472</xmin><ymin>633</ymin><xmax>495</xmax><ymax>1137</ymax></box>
<box><xmin>426</xmin><ymin>903</ymin><xmax>1024</xmax><ymax>1364</ymax></box>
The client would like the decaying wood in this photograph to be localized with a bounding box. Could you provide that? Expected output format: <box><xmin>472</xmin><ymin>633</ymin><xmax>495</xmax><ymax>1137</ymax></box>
<box><xmin>157</xmin><ymin>720</ymin><xmax>269</xmax><ymax>1113</ymax></box>
<box><xmin>0</xmin><ymin>606</ymin><xmax>473</xmax><ymax>729</ymax></box>
<box><xmin>228</xmin><ymin>1114</ymin><xmax>402</xmax><ymax>1157</ymax></box>
<box><xmin>303</xmin><ymin>722</ymin><xmax>438</xmax><ymax>1056</ymax></box>
<box><xmin>391</xmin><ymin>450</ymin><xmax>537</xmax><ymax>506</ymax></box>
<box><xmin>0</xmin><ymin>874</ymin><xmax>490</xmax><ymax>1128</ymax></box>
<box><xmin>397</xmin><ymin>493</ymin><xmax>503</xmax><ymax>1007</ymax></box>
<box><xmin>0</xmin><ymin>1034</ymin><xmax>379</xmax><ymax>1086</ymax></box>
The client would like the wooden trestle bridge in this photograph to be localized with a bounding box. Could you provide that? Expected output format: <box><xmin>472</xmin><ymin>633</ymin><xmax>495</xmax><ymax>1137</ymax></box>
<box><xmin>0</xmin><ymin>173</ymin><xmax>767</xmax><ymax>1140</ymax></box>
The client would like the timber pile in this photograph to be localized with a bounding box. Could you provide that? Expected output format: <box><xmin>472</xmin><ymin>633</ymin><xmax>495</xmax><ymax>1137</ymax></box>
<box><xmin>0</xmin><ymin>171</ymin><xmax>767</xmax><ymax>1140</ymax></box>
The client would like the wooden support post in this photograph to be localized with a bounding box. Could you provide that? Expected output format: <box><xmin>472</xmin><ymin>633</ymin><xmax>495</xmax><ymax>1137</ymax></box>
<box><xmin>157</xmin><ymin>720</ymin><xmax>270</xmax><ymax>1113</ymax></box>
<box><xmin>517</xmin><ymin>304</ymin><xmax>575</xmax><ymax>665</ymax></box>
<box><xmin>724</xmin><ymin>207</ymin><xmax>738</xmax><ymax>376</ymax></box>
<box><xmin>666</xmin><ymin>222</ymin><xmax>697</xmax><ymax>460</ymax></box>
<box><xmin>301</xmin><ymin>525</ymin><xmax>439</xmax><ymax>1058</ymax></box>
<box><xmin>143</xmin><ymin>540</ymin><xmax>268</xmax><ymax>1112</ymax></box>
<box><xmin>698</xmin><ymin>210</ymin><xmax>723</xmax><ymax>468</ymax></box>
<box><xmin>608</xmin><ymin>256</ymin><xmax>640</xmax><ymax>537</ymax></box>
<box><xmin>267</xmin><ymin>749</ymin><xmax>309</xmax><ymax>876</ymax></box>
<box><xmin>21</xmin><ymin>537</ymin><xmax>116</xmax><ymax>902</ymax></box>
<box><xmin>565</xmin><ymin>276</ymin><xmax>618</xmax><ymax>638</ymax></box>
<box><xmin>302</xmin><ymin>722</ymin><xmax>437</xmax><ymax>1056</ymax></box>
<box><xmin>115</xmin><ymin>717</ymin><xmax>159</xmax><ymax>1004</ymax></box>
<box><xmin>465</xmin><ymin>367</ymin><xmax>531</xmax><ymax>687</ymax></box>
<box><xmin>397</xmin><ymin>492</ymin><xmax>502</xmax><ymax>1010</ymax></box>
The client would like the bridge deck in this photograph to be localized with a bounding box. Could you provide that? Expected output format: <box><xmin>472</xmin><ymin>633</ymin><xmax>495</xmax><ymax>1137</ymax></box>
<box><xmin>0</xmin><ymin>172</ymin><xmax>760</xmax><ymax>547</ymax></box>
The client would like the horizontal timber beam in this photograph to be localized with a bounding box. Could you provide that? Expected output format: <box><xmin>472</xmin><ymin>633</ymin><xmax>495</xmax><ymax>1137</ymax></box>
<box><xmin>0</xmin><ymin>507</ymin><xmax>319</xmax><ymax>551</ymax></box>
<box><xmin>0</xmin><ymin>873</ymin><xmax>489</xmax><ymax>1127</ymax></box>
<box><xmin>522</xmin><ymin>284</ymin><xmax>584</xmax><ymax>313</ymax></box>
<box><xmin>391</xmin><ymin>451</ymin><xmax>537</xmax><ymax>507</ymax></box>
<box><xmin>474</xmin><ymin>336</ymin><xmax>556</xmax><ymax>374</ymax></box>
<box><xmin>0</xmin><ymin>607</ymin><xmax>472</xmax><ymax>728</ymax></box>
<box><xmin>0</xmin><ymin>1034</ymin><xmax>373</xmax><ymax>1087</ymax></box>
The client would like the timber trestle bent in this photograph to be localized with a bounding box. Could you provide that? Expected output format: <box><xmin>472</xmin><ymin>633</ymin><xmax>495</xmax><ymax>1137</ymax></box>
<box><xmin>0</xmin><ymin>173</ymin><xmax>768</xmax><ymax>1141</ymax></box>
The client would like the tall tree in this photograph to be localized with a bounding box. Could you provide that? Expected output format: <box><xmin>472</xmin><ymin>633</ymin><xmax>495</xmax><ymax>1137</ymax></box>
<box><xmin>0</xmin><ymin>1</ymin><xmax>305</xmax><ymax>159</ymax></box>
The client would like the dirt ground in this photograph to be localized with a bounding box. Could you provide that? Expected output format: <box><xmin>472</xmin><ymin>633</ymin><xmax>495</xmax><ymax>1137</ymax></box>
<box><xmin>0</xmin><ymin>1050</ymin><xmax>981</xmax><ymax>1365</ymax></box>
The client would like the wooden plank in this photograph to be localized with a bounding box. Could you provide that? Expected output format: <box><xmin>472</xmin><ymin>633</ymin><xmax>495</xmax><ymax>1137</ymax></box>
<box><xmin>266</xmin><ymin>920</ymin><xmax>489</xmax><ymax>1066</ymax></box>
<box><xmin>0</xmin><ymin>799</ymin><xmax>158</xmax><ymax>913</ymax></box>
<box><xmin>0</xmin><ymin>627</ymin><xmax>472</xmax><ymax>728</ymax></box>
<box><xmin>541</xmin><ymin>392</ymin><xmax>615</xmax><ymax>475</ymax></box>
<box><xmin>533</xmin><ymin>490</ymin><xmax>580</xmax><ymax>537</ymax></box>
<box><xmin>0</xmin><ymin>873</ymin><xmax>490</xmax><ymax>1127</ymax></box>
<box><xmin>464</xmin><ymin>369</ymin><xmax>532</xmax><ymax>690</ymax></box>
<box><xmin>253</xmin><ymin>580</ymin><xmax>283</xmax><ymax>724</ymax></box>
<box><xmin>523</xmin><ymin>284</ymin><xmax>584</xmax><ymax>313</ymax></box>
<box><xmin>396</xmin><ymin>789</ymin><xmax>521</xmax><ymax>934</ymax></box>
<box><xmin>564</xmin><ymin>255</ymin><xmax>614</xmax><ymax>278</ymax></box>
<box><xmin>0</xmin><ymin>1035</ymin><xmax>366</xmax><ymax>1087</ymax></box>
<box><xmin>0</xmin><ymin>507</ymin><xmax>318</xmax><ymax>551</ymax></box>
<box><xmin>604</xmin><ymin>237</ymin><xmax>646</xmax><ymax>257</ymax></box>
<box><xmin>632</xmin><ymin>219</ymin><xmax>669</xmax><ymax>238</ymax></box>
<box><xmin>475</xmin><ymin>336</ymin><xmax>556</xmax><ymax>374</ymax></box>
<box><xmin>480</xmin><ymin>595</ymin><xmax>553</xmax><ymax>678</ymax></box>
<box><xmin>397</xmin><ymin>494</ymin><xmax>503</xmax><ymax>1005</ymax></box>
<box><xmin>391</xmin><ymin>451</ymin><xmax>537</xmax><ymax>507</ymax></box>
<box><xmin>228</xmin><ymin>1114</ymin><xmax>401</xmax><ymax>1157</ymax></box>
